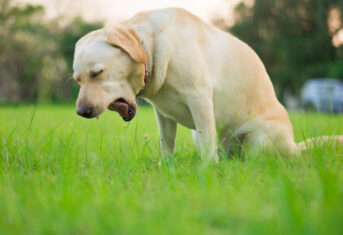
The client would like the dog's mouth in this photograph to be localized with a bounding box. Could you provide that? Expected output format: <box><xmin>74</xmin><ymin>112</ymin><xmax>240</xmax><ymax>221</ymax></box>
<box><xmin>108</xmin><ymin>98</ymin><xmax>136</xmax><ymax>121</ymax></box>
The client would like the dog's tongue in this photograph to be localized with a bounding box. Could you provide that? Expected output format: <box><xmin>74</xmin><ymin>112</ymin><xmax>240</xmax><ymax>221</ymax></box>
<box><xmin>113</xmin><ymin>100</ymin><xmax>129</xmax><ymax>117</ymax></box>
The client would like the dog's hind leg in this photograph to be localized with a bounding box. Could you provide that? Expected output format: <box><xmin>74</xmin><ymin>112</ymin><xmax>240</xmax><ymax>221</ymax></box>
<box><xmin>237</xmin><ymin>119</ymin><xmax>296</xmax><ymax>156</ymax></box>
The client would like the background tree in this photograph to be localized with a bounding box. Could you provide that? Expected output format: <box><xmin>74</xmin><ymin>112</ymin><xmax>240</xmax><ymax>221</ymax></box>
<box><xmin>227</xmin><ymin>0</ymin><xmax>343</xmax><ymax>99</ymax></box>
<box><xmin>0</xmin><ymin>0</ymin><xmax>102</xmax><ymax>103</ymax></box>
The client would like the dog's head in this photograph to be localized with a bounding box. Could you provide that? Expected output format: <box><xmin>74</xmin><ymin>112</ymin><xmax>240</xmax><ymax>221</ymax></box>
<box><xmin>72</xmin><ymin>27</ymin><xmax>147</xmax><ymax>121</ymax></box>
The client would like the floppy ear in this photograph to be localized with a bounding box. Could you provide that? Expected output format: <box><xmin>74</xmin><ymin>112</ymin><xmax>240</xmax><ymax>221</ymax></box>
<box><xmin>106</xmin><ymin>27</ymin><xmax>147</xmax><ymax>64</ymax></box>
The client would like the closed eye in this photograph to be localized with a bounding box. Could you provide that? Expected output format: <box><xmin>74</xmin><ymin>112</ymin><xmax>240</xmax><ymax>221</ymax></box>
<box><xmin>90</xmin><ymin>69</ymin><xmax>104</xmax><ymax>78</ymax></box>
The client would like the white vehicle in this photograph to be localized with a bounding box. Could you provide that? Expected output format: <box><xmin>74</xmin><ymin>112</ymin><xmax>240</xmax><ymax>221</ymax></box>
<box><xmin>301</xmin><ymin>79</ymin><xmax>343</xmax><ymax>113</ymax></box>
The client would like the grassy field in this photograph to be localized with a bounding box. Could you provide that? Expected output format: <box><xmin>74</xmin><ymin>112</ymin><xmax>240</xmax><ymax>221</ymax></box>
<box><xmin>0</xmin><ymin>105</ymin><xmax>343</xmax><ymax>234</ymax></box>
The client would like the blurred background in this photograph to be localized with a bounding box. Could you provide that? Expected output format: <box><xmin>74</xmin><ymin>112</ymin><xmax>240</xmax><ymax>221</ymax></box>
<box><xmin>0</xmin><ymin>0</ymin><xmax>342</xmax><ymax>111</ymax></box>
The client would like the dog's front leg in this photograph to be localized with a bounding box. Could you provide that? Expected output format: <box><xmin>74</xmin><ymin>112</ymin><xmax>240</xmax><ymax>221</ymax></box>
<box><xmin>154</xmin><ymin>109</ymin><xmax>177</xmax><ymax>160</ymax></box>
<box><xmin>188</xmin><ymin>98</ymin><xmax>218</xmax><ymax>163</ymax></box>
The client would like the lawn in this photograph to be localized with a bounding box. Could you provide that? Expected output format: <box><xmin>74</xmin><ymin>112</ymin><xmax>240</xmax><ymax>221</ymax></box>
<box><xmin>0</xmin><ymin>105</ymin><xmax>343</xmax><ymax>234</ymax></box>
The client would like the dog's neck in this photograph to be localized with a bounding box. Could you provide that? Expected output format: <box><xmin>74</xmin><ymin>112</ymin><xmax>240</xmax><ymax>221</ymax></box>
<box><xmin>131</xmin><ymin>24</ymin><xmax>166</xmax><ymax>99</ymax></box>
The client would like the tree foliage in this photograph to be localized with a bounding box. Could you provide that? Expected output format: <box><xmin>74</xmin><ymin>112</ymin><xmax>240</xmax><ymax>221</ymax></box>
<box><xmin>229</xmin><ymin>0</ymin><xmax>343</xmax><ymax>97</ymax></box>
<box><xmin>0</xmin><ymin>0</ymin><xmax>102</xmax><ymax>103</ymax></box>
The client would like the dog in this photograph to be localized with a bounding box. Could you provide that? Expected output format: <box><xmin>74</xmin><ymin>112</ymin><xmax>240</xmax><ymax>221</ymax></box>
<box><xmin>73</xmin><ymin>8</ymin><xmax>342</xmax><ymax>162</ymax></box>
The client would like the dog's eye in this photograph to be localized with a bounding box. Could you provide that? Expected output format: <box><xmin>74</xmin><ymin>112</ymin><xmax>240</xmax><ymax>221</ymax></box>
<box><xmin>90</xmin><ymin>69</ymin><xmax>104</xmax><ymax>78</ymax></box>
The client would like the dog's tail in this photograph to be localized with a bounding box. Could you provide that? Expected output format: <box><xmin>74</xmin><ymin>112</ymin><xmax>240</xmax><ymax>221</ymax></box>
<box><xmin>296</xmin><ymin>135</ymin><xmax>343</xmax><ymax>152</ymax></box>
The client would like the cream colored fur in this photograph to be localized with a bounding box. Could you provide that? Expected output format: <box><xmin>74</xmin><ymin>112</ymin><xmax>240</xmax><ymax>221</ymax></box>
<box><xmin>73</xmin><ymin>8</ymin><xmax>342</xmax><ymax>163</ymax></box>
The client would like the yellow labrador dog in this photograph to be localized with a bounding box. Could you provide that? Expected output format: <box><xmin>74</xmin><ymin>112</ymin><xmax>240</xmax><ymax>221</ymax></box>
<box><xmin>73</xmin><ymin>8</ymin><xmax>342</xmax><ymax>162</ymax></box>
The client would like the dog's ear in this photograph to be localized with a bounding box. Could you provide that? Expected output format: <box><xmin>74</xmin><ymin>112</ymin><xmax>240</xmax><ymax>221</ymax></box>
<box><xmin>106</xmin><ymin>27</ymin><xmax>147</xmax><ymax>64</ymax></box>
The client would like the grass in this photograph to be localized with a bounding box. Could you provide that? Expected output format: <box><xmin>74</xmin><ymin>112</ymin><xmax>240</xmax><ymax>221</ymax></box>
<box><xmin>0</xmin><ymin>105</ymin><xmax>343</xmax><ymax>234</ymax></box>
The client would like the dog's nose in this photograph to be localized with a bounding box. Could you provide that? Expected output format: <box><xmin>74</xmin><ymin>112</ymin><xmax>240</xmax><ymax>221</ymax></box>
<box><xmin>77</xmin><ymin>106</ymin><xmax>94</xmax><ymax>118</ymax></box>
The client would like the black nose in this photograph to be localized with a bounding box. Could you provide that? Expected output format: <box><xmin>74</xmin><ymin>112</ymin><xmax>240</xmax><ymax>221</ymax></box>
<box><xmin>77</xmin><ymin>106</ymin><xmax>94</xmax><ymax>118</ymax></box>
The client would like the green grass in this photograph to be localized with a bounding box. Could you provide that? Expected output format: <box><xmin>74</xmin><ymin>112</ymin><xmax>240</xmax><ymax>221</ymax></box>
<box><xmin>0</xmin><ymin>105</ymin><xmax>343</xmax><ymax>235</ymax></box>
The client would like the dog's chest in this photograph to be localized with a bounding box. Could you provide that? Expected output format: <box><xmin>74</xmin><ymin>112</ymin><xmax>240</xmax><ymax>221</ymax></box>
<box><xmin>148</xmin><ymin>85</ymin><xmax>195</xmax><ymax>129</ymax></box>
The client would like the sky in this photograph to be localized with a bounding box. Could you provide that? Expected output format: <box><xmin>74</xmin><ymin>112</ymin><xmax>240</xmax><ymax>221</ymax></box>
<box><xmin>16</xmin><ymin>0</ymin><xmax>241</xmax><ymax>24</ymax></box>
